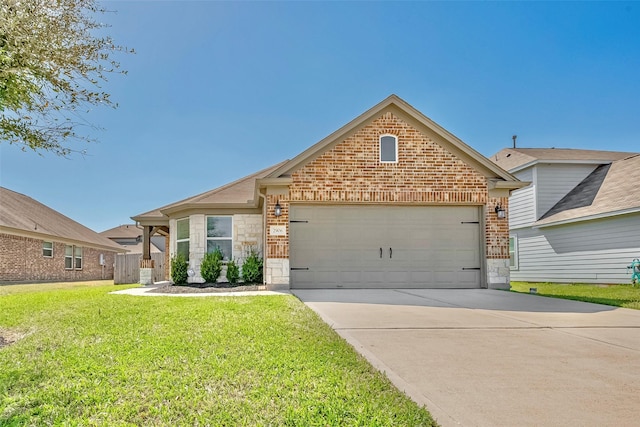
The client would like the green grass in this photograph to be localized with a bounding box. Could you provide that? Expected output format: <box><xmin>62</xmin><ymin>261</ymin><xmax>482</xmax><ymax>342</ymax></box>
<box><xmin>0</xmin><ymin>282</ymin><xmax>436</xmax><ymax>426</ymax></box>
<box><xmin>510</xmin><ymin>281</ymin><xmax>640</xmax><ymax>310</ymax></box>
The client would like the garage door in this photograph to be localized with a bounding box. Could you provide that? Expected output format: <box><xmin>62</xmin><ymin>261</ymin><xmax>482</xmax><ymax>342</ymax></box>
<box><xmin>289</xmin><ymin>205</ymin><xmax>482</xmax><ymax>289</ymax></box>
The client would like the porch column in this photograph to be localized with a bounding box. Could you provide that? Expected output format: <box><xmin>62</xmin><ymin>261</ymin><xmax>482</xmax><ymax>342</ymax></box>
<box><xmin>140</xmin><ymin>226</ymin><xmax>155</xmax><ymax>285</ymax></box>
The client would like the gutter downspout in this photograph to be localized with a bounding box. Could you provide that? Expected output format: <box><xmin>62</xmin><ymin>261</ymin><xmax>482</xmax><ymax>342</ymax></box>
<box><xmin>258</xmin><ymin>191</ymin><xmax>267</xmax><ymax>286</ymax></box>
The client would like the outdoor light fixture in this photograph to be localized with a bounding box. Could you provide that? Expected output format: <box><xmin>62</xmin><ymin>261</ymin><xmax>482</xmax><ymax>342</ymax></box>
<box><xmin>274</xmin><ymin>200</ymin><xmax>282</xmax><ymax>217</ymax></box>
<box><xmin>495</xmin><ymin>204</ymin><xmax>506</xmax><ymax>219</ymax></box>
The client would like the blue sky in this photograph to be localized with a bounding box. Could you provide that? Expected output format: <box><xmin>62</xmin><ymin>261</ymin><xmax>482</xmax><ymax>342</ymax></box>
<box><xmin>1</xmin><ymin>1</ymin><xmax>639</xmax><ymax>232</ymax></box>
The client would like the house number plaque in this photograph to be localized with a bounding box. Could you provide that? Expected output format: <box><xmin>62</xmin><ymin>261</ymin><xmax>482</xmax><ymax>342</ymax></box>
<box><xmin>269</xmin><ymin>225</ymin><xmax>286</xmax><ymax>236</ymax></box>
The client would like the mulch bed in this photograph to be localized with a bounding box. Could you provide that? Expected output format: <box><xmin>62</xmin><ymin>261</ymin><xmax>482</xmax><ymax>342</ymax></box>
<box><xmin>150</xmin><ymin>283</ymin><xmax>266</xmax><ymax>294</ymax></box>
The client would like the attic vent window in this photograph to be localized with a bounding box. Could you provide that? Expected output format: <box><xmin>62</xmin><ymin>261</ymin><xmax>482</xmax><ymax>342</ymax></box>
<box><xmin>380</xmin><ymin>135</ymin><xmax>397</xmax><ymax>163</ymax></box>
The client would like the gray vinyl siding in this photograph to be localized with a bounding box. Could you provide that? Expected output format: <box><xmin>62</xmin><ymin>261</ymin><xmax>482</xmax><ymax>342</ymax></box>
<box><xmin>535</xmin><ymin>164</ymin><xmax>599</xmax><ymax>219</ymax></box>
<box><xmin>510</xmin><ymin>213</ymin><xmax>640</xmax><ymax>284</ymax></box>
<box><xmin>508</xmin><ymin>168</ymin><xmax>536</xmax><ymax>229</ymax></box>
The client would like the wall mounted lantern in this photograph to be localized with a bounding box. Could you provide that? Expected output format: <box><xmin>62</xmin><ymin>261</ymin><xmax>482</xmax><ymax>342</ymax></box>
<box><xmin>494</xmin><ymin>204</ymin><xmax>506</xmax><ymax>219</ymax></box>
<box><xmin>274</xmin><ymin>200</ymin><xmax>282</xmax><ymax>217</ymax></box>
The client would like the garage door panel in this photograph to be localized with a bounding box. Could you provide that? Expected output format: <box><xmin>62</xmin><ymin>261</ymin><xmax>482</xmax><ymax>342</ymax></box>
<box><xmin>290</xmin><ymin>205</ymin><xmax>482</xmax><ymax>289</ymax></box>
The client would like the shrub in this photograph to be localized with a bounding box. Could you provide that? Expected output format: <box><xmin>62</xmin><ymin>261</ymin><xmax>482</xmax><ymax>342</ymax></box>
<box><xmin>226</xmin><ymin>259</ymin><xmax>240</xmax><ymax>286</ymax></box>
<box><xmin>201</xmin><ymin>248</ymin><xmax>223</xmax><ymax>283</ymax></box>
<box><xmin>170</xmin><ymin>254</ymin><xmax>188</xmax><ymax>285</ymax></box>
<box><xmin>242</xmin><ymin>250</ymin><xmax>263</xmax><ymax>284</ymax></box>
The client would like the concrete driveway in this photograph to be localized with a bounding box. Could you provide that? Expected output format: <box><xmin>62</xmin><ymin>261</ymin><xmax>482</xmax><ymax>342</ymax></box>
<box><xmin>293</xmin><ymin>289</ymin><xmax>640</xmax><ymax>427</ymax></box>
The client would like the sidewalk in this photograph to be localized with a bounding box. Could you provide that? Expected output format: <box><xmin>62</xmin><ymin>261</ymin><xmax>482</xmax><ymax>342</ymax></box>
<box><xmin>111</xmin><ymin>284</ymin><xmax>290</xmax><ymax>298</ymax></box>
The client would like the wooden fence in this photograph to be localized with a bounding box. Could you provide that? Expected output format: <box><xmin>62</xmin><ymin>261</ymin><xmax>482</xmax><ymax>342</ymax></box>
<box><xmin>114</xmin><ymin>253</ymin><xmax>165</xmax><ymax>284</ymax></box>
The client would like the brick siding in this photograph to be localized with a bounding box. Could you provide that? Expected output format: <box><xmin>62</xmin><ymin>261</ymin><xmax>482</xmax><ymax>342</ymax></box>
<box><xmin>265</xmin><ymin>111</ymin><xmax>509</xmax><ymax>260</ymax></box>
<box><xmin>0</xmin><ymin>233</ymin><xmax>116</xmax><ymax>282</ymax></box>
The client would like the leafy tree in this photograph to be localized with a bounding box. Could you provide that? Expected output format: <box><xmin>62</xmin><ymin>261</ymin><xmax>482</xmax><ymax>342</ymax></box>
<box><xmin>0</xmin><ymin>0</ymin><xmax>131</xmax><ymax>156</ymax></box>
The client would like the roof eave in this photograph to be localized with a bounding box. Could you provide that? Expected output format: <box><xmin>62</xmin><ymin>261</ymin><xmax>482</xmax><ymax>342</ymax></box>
<box><xmin>534</xmin><ymin>206</ymin><xmax>640</xmax><ymax>228</ymax></box>
<box><xmin>0</xmin><ymin>225</ymin><xmax>127</xmax><ymax>253</ymax></box>
<box><xmin>160</xmin><ymin>202</ymin><xmax>259</xmax><ymax>217</ymax></box>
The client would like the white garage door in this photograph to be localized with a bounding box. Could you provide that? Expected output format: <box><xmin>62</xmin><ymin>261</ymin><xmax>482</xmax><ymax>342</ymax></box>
<box><xmin>289</xmin><ymin>205</ymin><xmax>482</xmax><ymax>289</ymax></box>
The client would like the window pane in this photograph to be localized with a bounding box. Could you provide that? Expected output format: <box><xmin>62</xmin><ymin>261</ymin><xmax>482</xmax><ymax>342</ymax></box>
<box><xmin>74</xmin><ymin>246</ymin><xmax>83</xmax><ymax>257</ymax></box>
<box><xmin>65</xmin><ymin>245</ymin><xmax>73</xmax><ymax>256</ymax></box>
<box><xmin>509</xmin><ymin>237</ymin><xmax>516</xmax><ymax>268</ymax></box>
<box><xmin>207</xmin><ymin>217</ymin><xmax>232</xmax><ymax>238</ymax></box>
<box><xmin>75</xmin><ymin>257</ymin><xmax>82</xmax><ymax>269</ymax></box>
<box><xmin>177</xmin><ymin>241</ymin><xmax>190</xmax><ymax>261</ymax></box>
<box><xmin>43</xmin><ymin>242</ymin><xmax>53</xmax><ymax>257</ymax></box>
<box><xmin>65</xmin><ymin>256</ymin><xmax>73</xmax><ymax>269</ymax></box>
<box><xmin>177</xmin><ymin>218</ymin><xmax>190</xmax><ymax>240</ymax></box>
<box><xmin>207</xmin><ymin>240</ymin><xmax>232</xmax><ymax>261</ymax></box>
<box><xmin>380</xmin><ymin>136</ymin><xmax>396</xmax><ymax>162</ymax></box>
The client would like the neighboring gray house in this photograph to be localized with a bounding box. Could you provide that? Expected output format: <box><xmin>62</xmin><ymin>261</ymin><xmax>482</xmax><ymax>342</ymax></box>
<box><xmin>492</xmin><ymin>148</ymin><xmax>640</xmax><ymax>284</ymax></box>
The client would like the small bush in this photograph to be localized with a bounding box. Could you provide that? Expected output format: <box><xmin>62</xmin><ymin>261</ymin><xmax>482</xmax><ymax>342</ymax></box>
<box><xmin>226</xmin><ymin>259</ymin><xmax>240</xmax><ymax>286</ymax></box>
<box><xmin>171</xmin><ymin>254</ymin><xmax>188</xmax><ymax>285</ymax></box>
<box><xmin>242</xmin><ymin>250</ymin><xmax>263</xmax><ymax>284</ymax></box>
<box><xmin>201</xmin><ymin>249</ymin><xmax>224</xmax><ymax>283</ymax></box>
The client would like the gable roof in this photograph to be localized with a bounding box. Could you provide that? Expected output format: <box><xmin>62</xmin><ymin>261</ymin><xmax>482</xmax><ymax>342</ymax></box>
<box><xmin>0</xmin><ymin>187</ymin><xmax>125</xmax><ymax>252</ymax></box>
<box><xmin>100</xmin><ymin>224</ymin><xmax>144</xmax><ymax>239</ymax></box>
<box><xmin>267</xmin><ymin>94</ymin><xmax>523</xmax><ymax>189</ymax></box>
<box><xmin>133</xmin><ymin>95</ymin><xmax>527</xmax><ymax>224</ymax></box>
<box><xmin>535</xmin><ymin>154</ymin><xmax>640</xmax><ymax>227</ymax></box>
<box><xmin>492</xmin><ymin>147</ymin><xmax>636</xmax><ymax>172</ymax></box>
<box><xmin>100</xmin><ymin>225</ymin><xmax>164</xmax><ymax>254</ymax></box>
<box><xmin>132</xmin><ymin>161</ymin><xmax>287</xmax><ymax>222</ymax></box>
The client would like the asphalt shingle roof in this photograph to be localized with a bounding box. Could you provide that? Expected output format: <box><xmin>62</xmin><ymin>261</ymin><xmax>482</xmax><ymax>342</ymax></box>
<box><xmin>536</xmin><ymin>154</ymin><xmax>640</xmax><ymax>226</ymax></box>
<box><xmin>0</xmin><ymin>187</ymin><xmax>124</xmax><ymax>251</ymax></box>
<box><xmin>492</xmin><ymin>148</ymin><xmax>636</xmax><ymax>172</ymax></box>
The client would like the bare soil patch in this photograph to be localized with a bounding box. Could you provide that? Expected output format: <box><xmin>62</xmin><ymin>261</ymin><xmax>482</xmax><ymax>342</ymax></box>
<box><xmin>0</xmin><ymin>328</ymin><xmax>25</xmax><ymax>349</ymax></box>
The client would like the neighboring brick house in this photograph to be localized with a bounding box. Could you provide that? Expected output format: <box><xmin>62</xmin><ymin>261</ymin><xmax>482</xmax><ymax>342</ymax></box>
<box><xmin>0</xmin><ymin>187</ymin><xmax>124</xmax><ymax>282</ymax></box>
<box><xmin>133</xmin><ymin>95</ymin><xmax>525</xmax><ymax>289</ymax></box>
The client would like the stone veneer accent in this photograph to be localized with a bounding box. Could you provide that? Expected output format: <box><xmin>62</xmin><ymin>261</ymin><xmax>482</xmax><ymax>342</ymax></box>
<box><xmin>264</xmin><ymin>112</ymin><xmax>511</xmax><ymax>282</ymax></box>
<box><xmin>0</xmin><ymin>233</ymin><xmax>116</xmax><ymax>282</ymax></box>
<box><xmin>265</xmin><ymin>258</ymin><xmax>289</xmax><ymax>290</ymax></box>
<box><xmin>486</xmin><ymin>258</ymin><xmax>511</xmax><ymax>290</ymax></box>
<box><xmin>170</xmin><ymin>213</ymin><xmax>263</xmax><ymax>284</ymax></box>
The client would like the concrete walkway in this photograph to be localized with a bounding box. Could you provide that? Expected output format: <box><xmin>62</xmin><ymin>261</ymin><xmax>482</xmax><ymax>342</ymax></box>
<box><xmin>293</xmin><ymin>289</ymin><xmax>640</xmax><ymax>427</ymax></box>
<box><xmin>111</xmin><ymin>285</ymin><xmax>290</xmax><ymax>297</ymax></box>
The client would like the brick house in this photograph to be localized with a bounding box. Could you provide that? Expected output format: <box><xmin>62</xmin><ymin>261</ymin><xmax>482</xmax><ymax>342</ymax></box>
<box><xmin>133</xmin><ymin>95</ymin><xmax>525</xmax><ymax>289</ymax></box>
<box><xmin>0</xmin><ymin>187</ymin><xmax>124</xmax><ymax>282</ymax></box>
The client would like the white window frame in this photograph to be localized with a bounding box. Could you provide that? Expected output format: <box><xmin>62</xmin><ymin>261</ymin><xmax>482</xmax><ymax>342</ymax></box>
<box><xmin>65</xmin><ymin>245</ymin><xmax>73</xmax><ymax>269</ymax></box>
<box><xmin>43</xmin><ymin>241</ymin><xmax>53</xmax><ymax>258</ymax></box>
<box><xmin>176</xmin><ymin>217</ymin><xmax>190</xmax><ymax>261</ymax></box>
<box><xmin>64</xmin><ymin>245</ymin><xmax>82</xmax><ymax>269</ymax></box>
<box><xmin>206</xmin><ymin>216</ymin><xmax>233</xmax><ymax>261</ymax></box>
<box><xmin>509</xmin><ymin>235</ymin><xmax>519</xmax><ymax>270</ymax></box>
<box><xmin>74</xmin><ymin>246</ymin><xmax>83</xmax><ymax>270</ymax></box>
<box><xmin>379</xmin><ymin>134</ymin><xmax>398</xmax><ymax>163</ymax></box>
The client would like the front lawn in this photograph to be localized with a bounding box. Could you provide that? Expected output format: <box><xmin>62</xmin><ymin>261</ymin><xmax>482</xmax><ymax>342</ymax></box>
<box><xmin>510</xmin><ymin>282</ymin><xmax>640</xmax><ymax>310</ymax></box>
<box><xmin>0</xmin><ymin>282</ymin><xmax>436</xmax><ymax>426</ymax></box>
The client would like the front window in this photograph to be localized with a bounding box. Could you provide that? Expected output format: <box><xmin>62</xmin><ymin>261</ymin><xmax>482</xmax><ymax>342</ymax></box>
<box><xmin>380</xmin><ymin>135</ymin><xmax>397</xmax><ymax>163</ymax></box>
<box><xmin>43</xmin><ymin>241</ymin><xmax>53</xmax><ymax>257</ymax></box>
<box><xmin>176</xmin><ymin>217</ymin><xmax>190</xmax><ymax>261</ymax></box>
<box><xmin>206</xmin><ymin>216</ymin><xmax>232</xmax><ymax>261</ymax></box>
<box><xmin>509</xmin><ymin>236</ymin><xmax>518</xmax><ymax>270</ymax></box>
<box><xmin>65</xmin><ymin>245</ymin><xmax>73</xmax><ymax>269</ymax></box>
